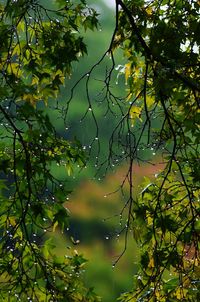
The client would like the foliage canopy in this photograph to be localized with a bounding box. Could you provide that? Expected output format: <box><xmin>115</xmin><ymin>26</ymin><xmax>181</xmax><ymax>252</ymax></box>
<box><xmin>0</xmin><ymin>0</ymin><xmax>199</xmax><ymax>301</ymax></box>
<box><xmin>0</xmin><ymin>0</ymin><xmax>99</xmax><ymax>301</ymax></box>
<box><xmin>99</xmin><ymin>1</ymin><xmax>200</xmax><ymax>301</ymax></box>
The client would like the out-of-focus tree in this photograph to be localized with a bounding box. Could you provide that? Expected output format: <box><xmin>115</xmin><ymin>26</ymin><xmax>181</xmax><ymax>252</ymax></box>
<box><xmin>0</xmin><ymin>0</ymin><xmax>100</xmax><ymax>301</ymax></box>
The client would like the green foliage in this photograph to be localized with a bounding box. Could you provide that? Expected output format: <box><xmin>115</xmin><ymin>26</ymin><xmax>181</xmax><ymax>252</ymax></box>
<box><xmin>0</xmin><ymin>0</ymin><xmax>100</xmax><ymax>301</ymax></box>
<box><xmin>0</xmin><ymin>0</ymin><xmax>200</xmax><ymax>301</ymax></box>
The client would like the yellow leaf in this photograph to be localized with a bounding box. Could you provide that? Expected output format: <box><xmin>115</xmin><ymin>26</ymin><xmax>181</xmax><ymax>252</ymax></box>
<box><xmin>7</xmin><ymin>216</ymin><xmax>16</xmax><ymax>227</ymax></box>
<box><xmin>146</xmin><ymin>95</ymin><xmax>155</xmax><ymax>108</ymax></box>
<box><xmin>146</xmin><ymin>6</ymin><xmax>153</xmax><ymax>16</ymax></box>
<box><xmin>17</xmin><ymin>20</ymin><xmax>25</xmax><ymax>32</ymax></box>
<box><xmin>125</xmin><ymin>62</ymin><xmax>131</xmax><ymax>84</ymax></box>
<box><xmin>22</xmin><ymin>94</ymin><xmax>37</xmax><ymax>106</ymax></box>
<box><xmin>7</xmin><ymin>63</ymin><xmax>22</xmax><ymax>77</ymax></box>
<box><xmin>126</xmin><ymin>92</ymin><xmax>133</xmax><ymax>101</ymax></box>
<box><xmin>147</xmin><ymin>214</ymin><xmax>153</xmax><ymax>226</ymax></box>
<box><xmin>175</xmin><ymin>288</ymin><xmax>188</xmax><ymax>300</ymax></box>
<box><xmin>134</xmin><ymin>66</ymin><xmax>140</xmax><ymax>79</ymax></box>
<box><xmin>12</xmin><ymin>44</ymin><xmax>21</xmax><ymax>56</ymax></box>
<box><xmin>31</xmin><ymin>76</ymin><xmax>39</xmax><ymax>86</ymax></box>
<box><xmin>52</xmin><ymin>221</ymin><xmax>58</xmax><ymax>232</ymax></box>
<box><xmin>65</xmin><ymin>163</ymin><xmax>73</xmax><ymax>176</ymax></box>
<box><xmin>130</xmin><ymin>105</ymin><xmax>142</xmax><ymax>126</ymax></box>
<box><xmin>55</xmin><ymin>69</ymin><xmax>65</xmax><ymax>84</ymax></box>
<box><xmin>148</xmin><ymin>257</ymin><xmax>154</xmax><ymax>268</ymax></box>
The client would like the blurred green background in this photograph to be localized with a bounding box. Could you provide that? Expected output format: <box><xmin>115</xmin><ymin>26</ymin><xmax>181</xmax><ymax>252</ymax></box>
<box><xmin>45</xmin><ymin>1</ymin><xmax>162</xmax><ymax>301</ymax></box>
